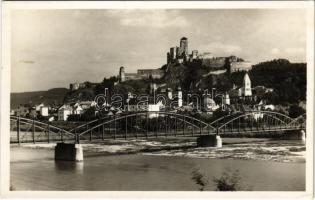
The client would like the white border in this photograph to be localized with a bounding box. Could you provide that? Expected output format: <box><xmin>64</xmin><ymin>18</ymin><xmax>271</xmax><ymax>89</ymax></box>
<box><xmin>1</xmin><ymin>1</ymin><xmax>314</xmax><ymax>199</ymax></box>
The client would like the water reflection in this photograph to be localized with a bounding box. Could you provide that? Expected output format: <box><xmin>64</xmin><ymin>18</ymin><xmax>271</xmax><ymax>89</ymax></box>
<box><xmin>10</xmin><ymin>140</ymin><xmax>306</xmax><ymax>191</ymax></box>
<box><xmin>54</xmin><ymin>160</ymin><xmax>84</xmax><ymax>174</ymax></box>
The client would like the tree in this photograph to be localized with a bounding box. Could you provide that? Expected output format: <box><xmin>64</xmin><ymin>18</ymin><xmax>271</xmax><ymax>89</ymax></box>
<box><xmin>288</xmin><ymin>104</ymin><xmax>305</xmax><ymax>118</ymax></box>
<box><xmin>213</xmin><ymin>169</ymin><xmax>242</xmax><ymax>191</ymax></box>
<box><xmin>191</xmin><ymin>168</ymin><xmax>209</xmax><ymax>191</ymax></box>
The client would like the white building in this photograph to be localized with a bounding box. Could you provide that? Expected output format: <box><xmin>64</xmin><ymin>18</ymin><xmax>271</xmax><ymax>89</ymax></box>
<box><xmin>58</xmin><ymin>105</ymin><xmax>72</xmax><ymax>121</ymax></box>
<box><xmin>252</xmin><ymin>112</ymin><xmax>264</xmax><ymax>120</ymax></box>
<box><xmin>73</xmin><ymin>105</ymin><xmax>84</xmax><ymax>115</ymax></box>
<box><xmin>242</xmin><ymin>73</ymin><xmax>252</xmax><ymax>97</ymax></box>
<box><xmin>148</xmin><ymin>104</ymin><xmax>160</xmax><ymax>118</ymax></box>
<box><xmin>35</xmin><ymin>103</ymin><xmax>44</xmax><ymax>111</ymax></box>
<box><xmin>223</xmin><ymin>93</ymin><xmax>230</xmax><ymax>105</ymax></box>
<box><xmin>167</xmin><ymin>88</ymin><xmax>173</xmax><ymax>99</ymax></box>
<box><xmin>203</xmin><ymin>95</ymin><xmax>219</xmax><ymax>112</ymax></box>
<box><xmin>177</xmin><ymin>87</ymin><xmax>183</xmax><ymax>107</ymax></box>
<box><xmin>48</xmin><ymin>116</ymin><xmax>55</xmax><ymax>122</ymax></box>
<box><xmin>40</xmin><ymin>106</ymin><xmax>49</xmax><ymax>116</ymax></box>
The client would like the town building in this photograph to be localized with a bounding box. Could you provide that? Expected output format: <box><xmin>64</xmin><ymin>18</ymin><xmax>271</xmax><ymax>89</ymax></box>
<box><xmin>40</xmin><ymin>106</ymin><xmax>49</xmax><ymax>116</ymax></box>
<box><xmin>228</xmin><ymin>73</ymin><xmax>253</xmax><ymax>100</ymax></box>
<box><xmin>35</xmin><ymin>103</ymin><xmax>44</xmax><ymax>111</ymax></box>
<box><xmin>203</xmin><ymin>95</ymin><xmax>219</xmax><ymax>113</ymax></box>
<box><xmin>177</xmin><ymin>87</ymin><xmax>183</xmax><ymax>107</ymax></box>
<box><xmin>73</xmin><ymin>104</ymin><xmax>84</xmax><ymax>115</ymax></box>
<box><xmin>243</xmin><ymin>73</ymin><xmax>252</xmax><ymax>97</ymax></box>
<box><xmin>58</xmin><ymin>105</ymin><xmax>72</xmax><ymax>121</ymax></box>
<box><xmin>13</xmin><ymin>105</ymin><xmax>29</xmax><ymax>117</ymax></box>
<box><xmin>223</xmin><ymin>93</ymin><xmax>231</xmax><ymax>105</ymax></box>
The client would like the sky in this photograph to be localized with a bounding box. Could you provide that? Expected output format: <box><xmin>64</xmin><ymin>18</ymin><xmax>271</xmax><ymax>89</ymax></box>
<box><xmin>11</xmin><ymin>9</ymin><xmax>307</xmax><ymax>92</ymax></box>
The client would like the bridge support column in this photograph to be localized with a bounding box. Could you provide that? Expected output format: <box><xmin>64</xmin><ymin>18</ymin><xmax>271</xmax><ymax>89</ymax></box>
<box><xmin>283</xmin><ymin>130</ymin><xmax>306</xmax><ymax>142</ymax></box>
<box><xmin>301</xmin><ymin>130</ymin><xmax>306</xmax><ymax>143</ymax></box>
<box><xmin>196</xmin><ymin>135</ymin><xmax>222</xmax><ymax>148</ymax></box>
<box><xmin>55</xmin><ymin>143</ymin><xmax>83</xmax><ymax>162</ymax></box>
<box><xmin>216</xmin><ymin>135</ymin><xmax>222</xmax><ymax>148</ymax></box>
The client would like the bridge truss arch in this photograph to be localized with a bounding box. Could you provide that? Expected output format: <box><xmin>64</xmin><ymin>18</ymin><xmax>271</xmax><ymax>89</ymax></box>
<box><xmin>215</xmin><ymin>111</ymin><xmax>305</xmax><ymax>135</ymax></box>
<box><xmin>75</xmin><ymin>111</ymin><xmax>216</xmax><ymax>142</ymax></box>
<box><xmin>10</xmin><ymin>116</ymin><xmax>75</xmax><ymax>144</ymax></box>
<box><xmin>9</xmin><ymin>111</ymin><xmax>306</xmax><ymax>144</ymax></box>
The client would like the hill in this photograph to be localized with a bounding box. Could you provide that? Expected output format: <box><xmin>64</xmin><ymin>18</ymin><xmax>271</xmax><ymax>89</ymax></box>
<box><xmin>11</xmin><ymin>88</ymin><xmax>69</xmax><ymax>109</ymax></box>
<box><xmin>64</xmin><ymin>88</ymin><xmax>96</xmax><ymax>104</ymax></box>
<box><xmin>38</xmin><ymin>59</ymin><xmax>305</xmax><ymax>109</ymax></box>
<box><xmin>249</xmin><ymin>59</ymin><xmax>306</xmax><ymax>104</ymax></box>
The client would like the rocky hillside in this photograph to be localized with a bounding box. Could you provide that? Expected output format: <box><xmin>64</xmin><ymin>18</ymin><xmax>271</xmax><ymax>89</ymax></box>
<box><xmin>63</xmin><ymin>88</ymin><xmax>96</xmax><ymax>104</ymax></box>
<box><xmin>162</xmin><ymin>60</ymin><xmax>231</xmax><ymax>92</ymax></box>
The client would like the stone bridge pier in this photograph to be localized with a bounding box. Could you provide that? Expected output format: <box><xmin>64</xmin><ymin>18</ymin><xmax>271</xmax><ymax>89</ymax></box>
<box><xmin>196</xmin><ymin>135</ymin><xmax>222</xmax><ymax>148</ymax></box>
<box><xmin>283</xmin><ymin>130</ymin><xmax>306</xmax><ymax>143</ymax></box>
<box><xmin>55</xmin><ymin>143</ymin><xmax>84</xmax><ymax>162</ymax></box>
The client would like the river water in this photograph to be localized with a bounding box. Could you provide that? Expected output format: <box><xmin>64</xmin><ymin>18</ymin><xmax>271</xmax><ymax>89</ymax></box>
<box><xmin>10</xmin><ymin>139</ymin><xmax>305</xmax><ymax>191</ymax></box>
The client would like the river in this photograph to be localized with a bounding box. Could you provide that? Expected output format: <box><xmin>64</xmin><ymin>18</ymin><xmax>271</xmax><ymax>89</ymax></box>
<box><xmin>10</xmin><ymin>138</ymin><xmax>305</xmax><ymax>191</ymax></box>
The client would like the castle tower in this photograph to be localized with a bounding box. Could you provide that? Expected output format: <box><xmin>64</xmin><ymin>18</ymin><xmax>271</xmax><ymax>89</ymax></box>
<box><xmin>243</xmin><ymin>73</ymin><xmax>252</xmax><ymax>96</ymax></box>
<box><xmin>192</xmin><ymin>50</ymin><xmax>198</xmax><ymax>59</ymax></box>
<box><xmin>119</xmin><ymin>66</ymin><xmax>125</xmax><ymax>83</ymax></box>
<box><xmin>179</xmin><ymin>37</ymin><xmax>188</xmax><ymax>57</ymax></box>
<box><xmin>170</xmin><ymin>47</ymin><xmax>177</xmax><ymax>60</ymax></box>
<box><xmin>167</xmin><ymin>52</ymin><xmax>171</xmax><ymax>64</ymax></box>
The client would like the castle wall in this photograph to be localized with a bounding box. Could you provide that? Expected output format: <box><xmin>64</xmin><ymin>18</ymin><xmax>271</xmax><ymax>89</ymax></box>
<box><xmin>125</xmin><ymin>73</ymin><xmax>142</xmax><ymax>81</ymax></box>
<box><xmin>230</xmin><ymin>61</ymin><xmax>252</xmax><ymax>72</ymax></box>
<box><xmin>202</xmin><ymin>57</ymin><xmax>226</xmax><ymax>69</ymax></box>
<box><xmin>137</xmin><ymin>69</ymin><xmax>165</xmax><ymax>79</ymax></box>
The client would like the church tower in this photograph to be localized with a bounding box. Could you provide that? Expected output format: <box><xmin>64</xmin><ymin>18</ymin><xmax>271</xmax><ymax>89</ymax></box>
<box><xmin>243</xmin><ymin>73</ymin><xmax>252</xmax><ymax>96</ymax></box>
<box><xmin>177</xmin><ymin>86</ymin><xmax>183</xmax><ymax>107</ymax></box>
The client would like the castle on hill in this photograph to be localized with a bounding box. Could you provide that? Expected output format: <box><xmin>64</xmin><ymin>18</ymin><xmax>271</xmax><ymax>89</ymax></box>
<box><xmin>118</xmin><ymin>37</ymin><xmax>252</xmax><ymax>83</ymax></box>
<box><xmin>167</xmin><ymin>37</ymin><xmax>252</xmax><ymax>72</ymax></box>
<box><xmin>69</xmin><ymin>37</ymin><xmax>254</xmax><ymax>90</ymax></box>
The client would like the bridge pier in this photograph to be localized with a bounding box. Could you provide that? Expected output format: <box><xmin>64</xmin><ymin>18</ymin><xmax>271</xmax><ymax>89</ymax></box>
<box><xmin>197</xmin><ymin>135</ymin><xmax>222</xmax><ymax>148</ymax></box>
<box><xmin>55</xmin><ymin>143</ymin><xmax>83</xmax><ymax>162</ymax></box>
<box><xmin>283</xmin><ymin>130</ymin><xmax>306</xmax><ymax>143</ymax></box>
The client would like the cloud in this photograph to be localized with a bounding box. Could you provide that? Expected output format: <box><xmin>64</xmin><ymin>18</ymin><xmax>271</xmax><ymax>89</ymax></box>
<box><xmin>284</xmin><ymin>47</ymin><xmax>305</xmax><ymax>54</ymax></box>
<box><xmin>199</xmin><ymin>42</ymin><xmax>242</xmax><ymax>54</ymax></box>
<box><xmin>271</xmin><ymin>48</ymin><xmax>280</xmax><ymax>55</ymax></box>
<box><xmin>108</xmin><ymin>10</ymin><xmax>189</xmax><ymax>28</ymax></box>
